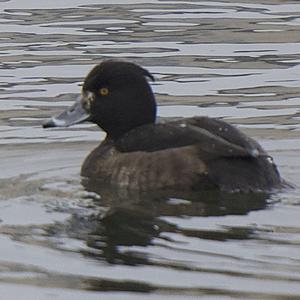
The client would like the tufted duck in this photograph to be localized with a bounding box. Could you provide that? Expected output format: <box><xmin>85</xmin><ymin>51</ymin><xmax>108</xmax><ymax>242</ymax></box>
<box><xmin>43</xmin><ymin>60</ymin><xmax>283</xmax><ymax>192</ymax></box>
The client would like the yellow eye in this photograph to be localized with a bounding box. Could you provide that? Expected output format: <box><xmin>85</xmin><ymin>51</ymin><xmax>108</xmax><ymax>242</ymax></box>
<box><xmin>99</xmin><ymin>87</ymin><xmax>109</xmax><ymax>96</ymax></box>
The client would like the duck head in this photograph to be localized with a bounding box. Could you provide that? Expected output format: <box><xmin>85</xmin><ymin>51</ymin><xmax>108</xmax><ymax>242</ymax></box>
<box><xmin>43</xmin><ymin>60</ymin><xmax>156</xmax><ymax>139</ymax></box>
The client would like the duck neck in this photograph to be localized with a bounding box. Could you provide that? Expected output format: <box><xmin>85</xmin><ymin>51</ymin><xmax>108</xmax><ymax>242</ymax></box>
<box><xmin>105</xmin><ymin>118</ymin><xmax>156</xmax><ymax>141</ymax></box>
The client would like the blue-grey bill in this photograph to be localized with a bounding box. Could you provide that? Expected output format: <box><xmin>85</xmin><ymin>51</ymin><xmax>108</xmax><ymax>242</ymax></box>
<box><xmin>43</xmin><ymin>96</ymin><xmax>90</xmax><ymax>128</ymax></box>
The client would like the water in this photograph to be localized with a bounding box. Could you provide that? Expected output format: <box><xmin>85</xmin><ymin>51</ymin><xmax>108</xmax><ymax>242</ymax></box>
<box><xmin>1</xmin><ymin>0</ymin><xmax>300</xmax><ymax>299</ymax></box>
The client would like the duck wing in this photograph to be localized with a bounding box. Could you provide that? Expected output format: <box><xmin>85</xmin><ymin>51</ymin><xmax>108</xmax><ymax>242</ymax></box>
<box><xmin>175</xmin><ymin>116</ymin><xmax>266</xmax><ymax>157</ymax></box>
<box><xmin>115</xmin><ymin>116</ymin><xmax>265</xmax><ymax>159</ymax></box>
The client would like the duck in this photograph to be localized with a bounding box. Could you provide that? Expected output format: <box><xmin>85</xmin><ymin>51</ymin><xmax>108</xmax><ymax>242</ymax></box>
<box><xmin>43</xmin><ymin>60</ymin><xmax>283</xmax><ymax>192</ymax></box>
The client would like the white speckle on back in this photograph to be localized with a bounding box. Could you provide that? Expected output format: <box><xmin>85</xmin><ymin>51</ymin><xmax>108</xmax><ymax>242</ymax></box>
<box><xmin>250</xmin><ymin>149</ymin><xmax>259</xmax><ymax>157</ymax></box>
<box><xmin>179</xmin><ymin>123</ymin><xmax>187</xmax><ymax>128</ymax></box>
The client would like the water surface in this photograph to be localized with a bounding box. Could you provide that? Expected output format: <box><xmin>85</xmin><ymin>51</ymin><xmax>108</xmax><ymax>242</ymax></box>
<box><xmin>1</xmin><ymin>0</ymin><xmax>300</xmax><ymax>299</ymax></box>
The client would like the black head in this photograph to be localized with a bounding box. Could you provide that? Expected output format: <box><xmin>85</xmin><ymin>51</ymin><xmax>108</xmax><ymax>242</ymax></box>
<box><xmin>43</xmin><ymin>60</ymin><xmax>156</xmax><ymax>139</ymax></box>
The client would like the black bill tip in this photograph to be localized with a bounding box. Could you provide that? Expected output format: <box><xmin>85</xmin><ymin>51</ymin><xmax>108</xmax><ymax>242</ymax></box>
<box><xmin>42</xmin><ymin>117</ymin><xmax>68</xmax><ymax>128</ymax></box>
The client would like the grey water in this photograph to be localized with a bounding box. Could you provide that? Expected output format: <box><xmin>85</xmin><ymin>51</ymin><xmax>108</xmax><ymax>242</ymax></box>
<box><xmin>1</xmin><ymin>0</ymin><xmax>300</xmax><ymax>299</ymax></box>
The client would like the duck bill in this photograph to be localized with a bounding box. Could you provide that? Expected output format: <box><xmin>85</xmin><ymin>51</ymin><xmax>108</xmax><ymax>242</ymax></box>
<box><xmin>43</xmin><ymin>96</ymin><xmax>91</xmax><ymax>128</ymax></box>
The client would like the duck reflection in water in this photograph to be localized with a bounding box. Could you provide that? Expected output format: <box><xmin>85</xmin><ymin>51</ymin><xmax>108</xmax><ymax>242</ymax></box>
<box><xmin>76</xmin><ymin>179</ymin><xmax>271</xmax><ymax>265</ymax></box>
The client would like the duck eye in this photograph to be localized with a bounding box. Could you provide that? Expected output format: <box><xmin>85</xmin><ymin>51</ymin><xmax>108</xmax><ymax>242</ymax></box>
<box><xmin>99</xmin><ymin>87</ymin><xmax>109</xmax><ymax>96</ymax></box>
